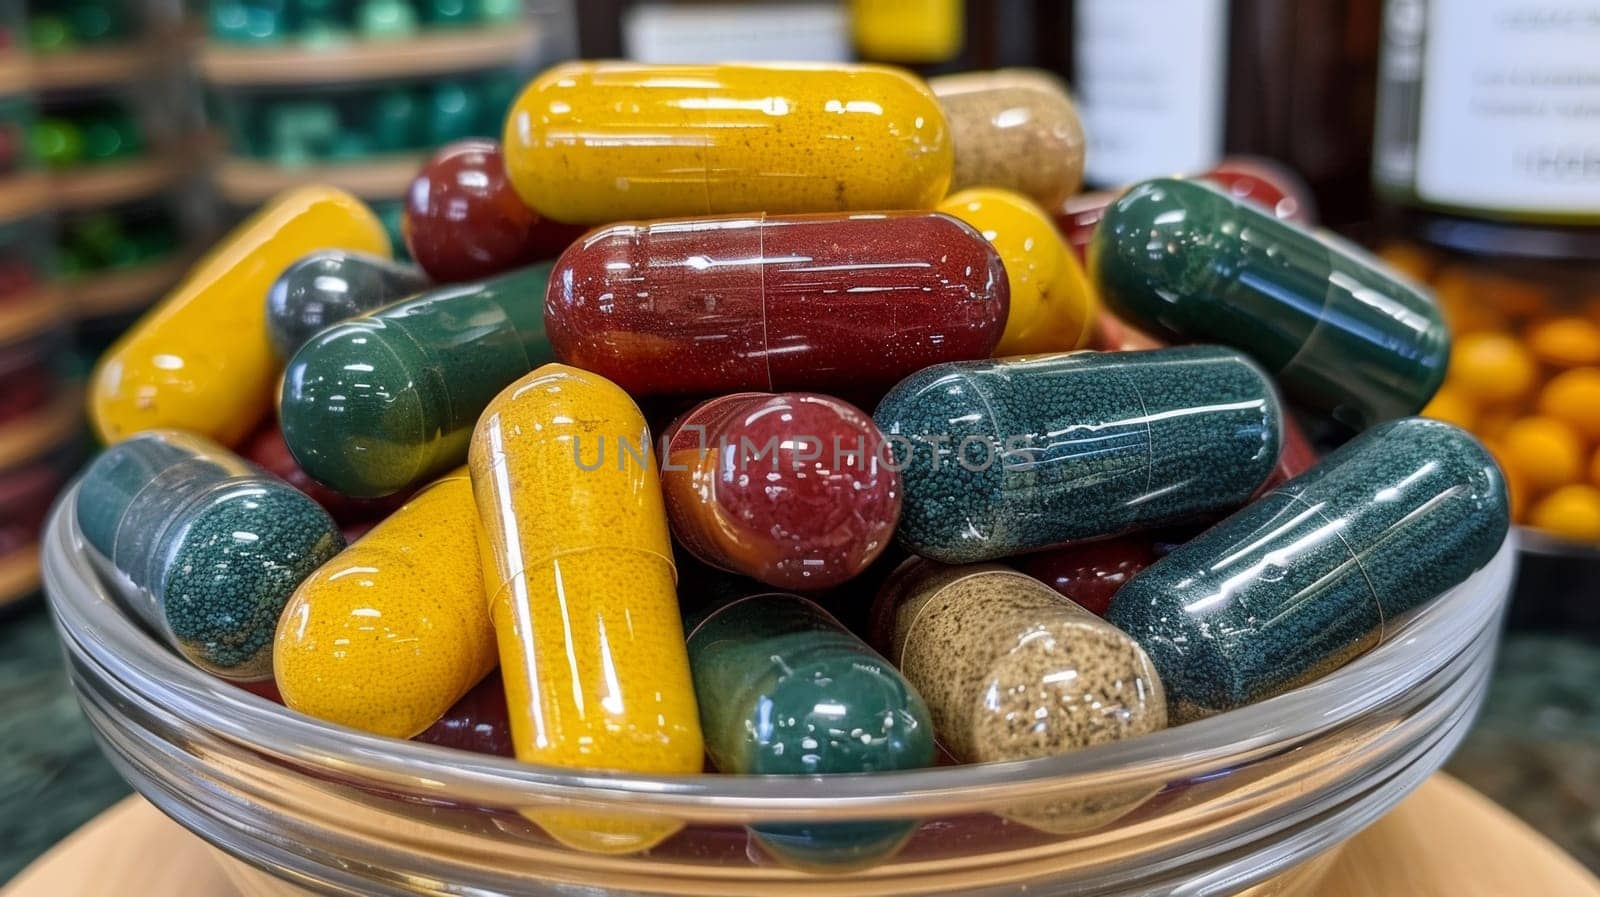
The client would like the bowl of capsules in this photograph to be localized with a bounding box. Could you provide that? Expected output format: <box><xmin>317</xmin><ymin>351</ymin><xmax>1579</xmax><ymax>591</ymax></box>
<box><xmin>47</xmin><ymin>61</ymin><xmax>1512</xmax><ymax>897</ymax></box>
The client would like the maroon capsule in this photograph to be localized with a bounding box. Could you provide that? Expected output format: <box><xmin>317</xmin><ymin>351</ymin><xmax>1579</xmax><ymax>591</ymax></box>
<box><xmin>546</xmin><ymin>212</ymin><xmax>1009</xmax><ymax>398</ymax></box>
<box><xmin>243</xmin><ymin>672</ymin><xmax>513</xmax><ymax>758</ymax></box>
<box><xmin>240</xmin><ymin>423</ymin><xmax>410</xmax><ymax>526</ymax></box>
<box><xmin>413</xmin><ymin>672</ymin><xmax>513</xmax><ymax>757</ymax></box>
<box><xmin>1011</xmin><ymin>535</ymin><xmax>1161</xmax><ymax>617</ymax></box>
<box><xmin>662</xmin><ymin>392</ymin><xmax>900</xmax><ymax>591</ymax></box>
<box><xmin>402</xmin><ymin>139</ymin><xmax>585</xmax><ymax>283</ymax></box>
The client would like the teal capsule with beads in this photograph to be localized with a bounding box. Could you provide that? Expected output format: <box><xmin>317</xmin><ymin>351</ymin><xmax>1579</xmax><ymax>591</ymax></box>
<box><xmin>265</xmin><ymin>250</ymin><xmax>430</xmax><ymax>359</ymax></box>
<box><xmin>75</xmin><ymin>430</ymin><xmax>344</xmax><ymax>682</ymax></box>
<box><xmin>279</xmin><ymin>262</ymin><xmax>553</xmax><ymax>498</ymax></box>
<box><xmin>1089</xmin><ymin>177</ymin><xmax>1448</xmax><ymax>430</ymax></box>
<box><xmin>1106</xmin><ymin>417</ymin><xmax>1509</xmax><ymax>722</ymax></box>
<box><xmin>873</xmin><ymin>346</ymin><xmax>1281</xmax><ymax>565</ymax></box>
<box><xmin>687</xmin><ymin>592</ymin><xmax>935</xmax><ymax>870</ymax></box>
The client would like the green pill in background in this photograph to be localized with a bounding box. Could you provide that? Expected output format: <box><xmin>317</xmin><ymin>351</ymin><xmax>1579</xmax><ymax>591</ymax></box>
<box><xmin>279</xmin><ymin>262</ymin><xmax>554</xmax><ymax>498</ymax></box>
<box><xmin>1090</xmin><ymin>177</ymin><xmax>1449</xmax><ymax>432</ymax></box>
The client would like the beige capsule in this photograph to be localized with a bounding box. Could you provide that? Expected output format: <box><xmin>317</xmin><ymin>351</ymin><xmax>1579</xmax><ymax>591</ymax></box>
<box><xmin>871</xmin><ymin>560</ymin><xmax>1166</xmax><ymax>833</ymax></box>
<box><xmin>930</xmin><ymin>68</ymin><xmax>1087</xmax><ymax>208</ymax></box>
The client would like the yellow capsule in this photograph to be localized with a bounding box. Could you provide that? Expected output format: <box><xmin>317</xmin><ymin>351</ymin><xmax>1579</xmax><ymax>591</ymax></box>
<box><xmin>503</xmin><ymin>62</ymin><xmax>952</xmax><ymax>225</ymax></box>
<box><xmin>273</xmin><ymin>471</ymin><xmax>495</xmax><ymax>739</ymax></box>
<box><xmin>938</xmin><ymin>187</ymin><xmax>1097</xmax><ymax>355</ymax></box>
<box><xmin>90</xmin><ymin>186</ymin><xmax>390</xmax><ymax>446</ymax></box>
<box><xmin>469</xmin><ymin>363</ymin><xmax>702</xmax><ymax>853</ymax></box>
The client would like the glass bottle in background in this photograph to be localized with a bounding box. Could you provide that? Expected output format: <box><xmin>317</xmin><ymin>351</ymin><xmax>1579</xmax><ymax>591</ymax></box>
<box><xmin>1373</xmin><ymin>0</ymin><xmax>1600</xmax><ymax>226</ymax></box>
<box><xmin>1070</xmin><ymin>0</ymin><xmax>1381</xmax><ymax>228</ymax></box>
<box><xmin>1372</xmin><ymin>0</ymin><xmax>1600</xmax><ymax>564</ymax></box>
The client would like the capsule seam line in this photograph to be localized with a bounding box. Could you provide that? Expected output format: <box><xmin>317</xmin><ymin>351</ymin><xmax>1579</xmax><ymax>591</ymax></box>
<box><xmin>1275</xmin><ymin>491</ymin><xmax>1386</xmax><ymax>638</ymax></box>
<box><xmin>1126</xmin><ymin>373</ymin><xmax>1157</xmax><ymax>505</ymax></box>
<box><xmin>756</xmin><ymin>217</ymin><xmax>774</xmax><ymax>391</ymax></box>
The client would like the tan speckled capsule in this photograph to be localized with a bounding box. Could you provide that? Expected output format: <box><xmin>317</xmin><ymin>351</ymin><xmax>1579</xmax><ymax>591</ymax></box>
<box><xmin>871</xmin><ymin>560</ymin><xmax>1166</xmax><ymax>832</ymax></box>
<box><xmin>930</xmin><ymin>69</ymin><xmax>1086</xmax><ymax>209</ymax></box>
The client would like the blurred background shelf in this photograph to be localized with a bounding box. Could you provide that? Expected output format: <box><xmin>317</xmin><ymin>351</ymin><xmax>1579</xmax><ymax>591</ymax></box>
<box><xmin>198</xmin><ymin>22</ymin><xmax>543</xmax><ymax>85</ymax></box>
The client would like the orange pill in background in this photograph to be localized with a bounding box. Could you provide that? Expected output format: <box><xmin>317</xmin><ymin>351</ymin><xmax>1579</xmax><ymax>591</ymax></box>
<box><xmin>1431</xmin><ymin>268</ymin><xmax>1506</xmax><ymax>336</ymax></box>
<box><xmin>1529</xmin><ymin>485</ymin><xmax>1600</xmax><ymax>543</ymax></box>
<box><xmin>1527</xmin><ymin>317</ymin><xmax>1600</xmax><ymax>368</ymax></box>
<box><xmin>1446</xmin><ymin>332</ymin><xmax>1539</xmax><ymax>405</ymax></box>
<box><xmin>1498</xmin><ymin>453</ymin><xmax>1529</xmax><ymax>524</ymax></box>
<box><xmin>1499</xmin><ymin>416</ymin><xmax>1585</xmax><ymax>493</ymax></box>
<box><xmin>1538</xmin><ymin>368</ymin><xmax>1600</xmax><ymax>441</ymax></box>
<box><xmin>1474</xmin><ymin>409</ymin><xmax>1519</xmax><ymax>444</ymax></box>
<box><xmin>1377</xmin><ymin>243</ymin><xmax>1435</xmax><ymax>286</ymax></box>
<box><xmin>1421</xmin><ymin>386</ymin><xmax>1477</xmax><ymax>432</ymax></box>
<box><xmin>1470</xmin><ymin>270</ymin><xmax>1550</xmax><ymax>319</ymax></box>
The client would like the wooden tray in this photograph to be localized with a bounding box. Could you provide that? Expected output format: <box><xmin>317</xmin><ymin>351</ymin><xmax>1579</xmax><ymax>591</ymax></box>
<box><xmin>3</xmin><ymin>776</ymin><xmax>1597</xmax><ymax>897</ymax></box>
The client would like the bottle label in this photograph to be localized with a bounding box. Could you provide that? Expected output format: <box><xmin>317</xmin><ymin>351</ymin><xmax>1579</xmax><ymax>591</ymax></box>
<box><xmin>1075</xmin><ymin>0</ymin><xmax>1229</xmax><ymax>186</ymax></box>
<box><xmin>1414</xmin><ymin>0</ymin><xmax>1600</xmax><ymax>213</ymax></box>
<box><xmin>623</xmin><ymin>3</ymin><xmax>850</xmax><ymax>64</ymax></box>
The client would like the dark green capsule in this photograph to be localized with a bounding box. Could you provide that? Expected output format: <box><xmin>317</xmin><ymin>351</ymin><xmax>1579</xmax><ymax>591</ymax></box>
<box><xmin>1105</xmin><ymin>417</ymin><xmax>1509</xmax><ymax>722</ymax></box>
<box><xmin>1089</xmin><ymin>177</ymin><xmax>1449</xmax><ymax>430</ymax></box>
<box><xmin>687</xmin><ymin>593</ymin><xmax>935</xmax><ymax>870</ymax></box>
<box><xmin>75</xmin><ymin>430</ymin><xmax>344</xmax><ymax>682</ymax></box>
<box><xmin>873</xmin><ymin>346</ymin><xmax>1281</xmax><ymax>565</ymax></box>
<box><xmin>265</xmin><ymin>250</ymin><xmax>430</xmax><ymax>360</ymax></box>
<box><xmin>279</xmin><ymin>262</ymin><xmax>554</xmax><ymax>498</ymax></box>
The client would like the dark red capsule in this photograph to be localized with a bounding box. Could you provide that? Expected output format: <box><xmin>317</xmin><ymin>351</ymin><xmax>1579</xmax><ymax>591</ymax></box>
<box><xmin>413</xmin><ymin>672</ymin><xmax>514</xmax><ymax>758</ymax></box>
<box><xmin>1011</xmin><ymin>535</ymin><xmax>1161</xmax><ymax>618</ymax></box>
<box><xmin>402</xmin><ymin>139</ymin><xmax>586</xmax><ymax>283</ymax></box>
<box><xmin>241</xmin><ymin>423</ymin><xmax>410</xmax><ymax>526</ymax></box>
<box><xmin>662</xmin><ymin>392</ymin><xmax>900</xmax><ymax>591</ymax></box>
<box><xmin>546</xmin><ymin>212</ymin><xmax>1009</xmax><ymax>398</ymax></box>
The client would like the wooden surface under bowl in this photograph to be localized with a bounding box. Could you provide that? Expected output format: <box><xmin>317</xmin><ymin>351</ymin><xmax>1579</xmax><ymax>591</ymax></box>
<box><xmin>3</xmin><ymin>775</ymin><xmax>1597</xmax><ymax>897</ymax></box>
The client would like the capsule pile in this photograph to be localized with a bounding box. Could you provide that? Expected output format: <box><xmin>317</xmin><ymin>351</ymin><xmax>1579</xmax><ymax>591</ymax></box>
<box><xmin>78</xmin><ymin>61</ymin><xmax>1507</xmax><ymax>870</ymax></box>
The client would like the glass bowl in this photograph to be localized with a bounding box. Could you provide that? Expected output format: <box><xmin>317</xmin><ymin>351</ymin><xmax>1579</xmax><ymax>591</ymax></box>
<box><xmin>41</xmin><ymin>486</ymin><xmax>1516</xmax><ymax>897</ymax></box>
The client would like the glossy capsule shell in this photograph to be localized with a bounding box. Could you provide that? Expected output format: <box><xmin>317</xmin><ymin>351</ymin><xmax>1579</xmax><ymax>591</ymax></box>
<box><xmin>873</xmin><ymin>347</ymin><xmax>1282</xmax><ymax>564</ymax></box>
<box><xmin>547</xmin><ymin>212</ymin><xmax>1007</xmax><ymax>398</ymax></box>
<box><xmin>90</xmin><ymin>186</ymin><xmax>390</xmax><ymax>446</ymax></box>
<box><xmin>1090</xmin><ymin>178</ymin><xmax>1448</xmax><ymax>429</ymax></box>
<box><xmin>274</xmin><ymin>471</ymin><xmax>495</xmax><ymax>739</ymax></box>
<box><xmin>937</xmin><ymin>187</ymin><xmax>1097</xmax><ymax>355</ymax></box>
<box><xmin>929</xmin><ymin>69</ymin><xmax>1086</xmax><ymax>208</ymax></box>
<box><xmin>688</xmin><ymin>593</ymin><xmax>934</xmax><ymax>869</ymax></box>
<box><xmin>469</xmin><ymin>363</ymin><xmax>702</xmax><ymax>853</ymax></box>
<box><xmin>75</xmin><ymin>430</ymin><xmax>345</xmax><ymax>681</ymax></box>
<box><xmin>1107</xmin><ymin>418</ymin><xmax>1509</xmax><ymax>721</ymax></box>
<box><xmin>504</xmin><ymin>62</ymin><xmax>953</xmax><ymax>224</ymax></box>
<box><xmin>871</xmin><ymin>561</ymin><xmax>1166</xmax><ymax>832</ymax></box>
<box><xmin>280</xmin><ymin>263</ymin><xmax>554</xmax><ymax>498</ymax></box>
<box><xmin>265</xmin><ymin>250</ymin><xmax>429</xmax><ymax>360</ymax></box>
<box><xmin>661</xmin><ymin>392</ymin><xmax>900</xmax><ymax>591</ymax></box>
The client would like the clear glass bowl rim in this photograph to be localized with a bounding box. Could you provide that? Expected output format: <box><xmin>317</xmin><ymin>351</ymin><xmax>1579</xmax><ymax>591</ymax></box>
<box><xmin>42</xmin><ymin>484</ymin><xmax>1520</xmax><ymax>816</ymax></box>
